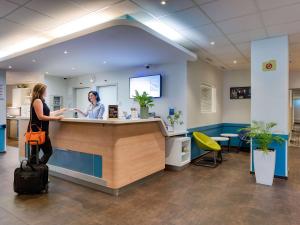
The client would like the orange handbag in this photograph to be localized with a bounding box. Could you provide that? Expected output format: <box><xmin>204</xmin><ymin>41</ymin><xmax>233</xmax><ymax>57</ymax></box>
<box><xmin>25</xmin><ymin>108</ymin><xmax>46</xmax><ymax>145</ymax></box>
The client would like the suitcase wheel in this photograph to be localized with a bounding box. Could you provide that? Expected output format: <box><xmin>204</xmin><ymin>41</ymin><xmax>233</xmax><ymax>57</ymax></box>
<box><xmin>43</xmin><ymin>184</ymin><xmax>48</xmax><ymax>193</ymax></box>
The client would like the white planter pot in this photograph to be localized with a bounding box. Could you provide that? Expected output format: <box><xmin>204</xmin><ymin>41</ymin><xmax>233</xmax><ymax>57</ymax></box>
<box><xmin>254</xmin><ymin>149</ymin><xmax>276</xmax><ymax>186</ymax></box>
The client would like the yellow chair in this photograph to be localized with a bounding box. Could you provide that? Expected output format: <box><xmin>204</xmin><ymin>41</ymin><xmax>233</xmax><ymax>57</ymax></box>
<box><xmin>193</xmin><ymin>132</ymin><xmax>222</xmax><ymax>168</ymax></box>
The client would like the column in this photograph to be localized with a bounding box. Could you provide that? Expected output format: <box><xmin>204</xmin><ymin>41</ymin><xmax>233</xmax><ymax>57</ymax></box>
<box><xmin>251</xmin><ymin>36</ymin><xmax>289</xmax><ymax>178</ymax></box>
<box><xmin>0</xmin><ymin>70</ymin><xmax>6</xmax><ymax>152</ymax></box>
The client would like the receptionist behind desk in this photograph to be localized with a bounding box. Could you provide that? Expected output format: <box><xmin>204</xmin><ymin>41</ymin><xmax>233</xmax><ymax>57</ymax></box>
<box><xmin>75</xmin><ymin>91</ymin><xmax>105</xmax><ymax>119</ymax></box>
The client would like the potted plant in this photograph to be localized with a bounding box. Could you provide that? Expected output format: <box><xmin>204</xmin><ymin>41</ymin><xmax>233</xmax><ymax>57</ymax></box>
<box><xmin>242</xmin><ymin>121</ymin><xmax>285</xmax><ymax>186</ymax></box>
<box><xmin>167</xmin><ymin>110</ymin><xmax>183</xmax><ymax>132</ymax></box>
<box><xmin>133</xmin><ymin>90</ymin><xmax>154</xmax><ymax>119</ymax></box>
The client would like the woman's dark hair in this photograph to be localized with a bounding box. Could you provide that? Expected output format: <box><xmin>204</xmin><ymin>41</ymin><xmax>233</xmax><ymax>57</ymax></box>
<box><xmin>88</xmin><ymin>91</ymin><xmax>100</xmax><ymax>103</ymax></box>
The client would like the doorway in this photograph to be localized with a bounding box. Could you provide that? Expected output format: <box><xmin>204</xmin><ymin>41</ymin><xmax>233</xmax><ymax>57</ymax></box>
<box><xmin>290</xmin><ymin>89</ymin><xmax>300</xmax><ymax>147</ymax></box>
<box><xmin>74</xmin><ymin>87</ymin><xmax>91</xmax><ymax>118</ymax></box>
<box><xmin>97</xmin><ymin>85</ymin><xmax>118</xmax><ymax>119</ymax></box>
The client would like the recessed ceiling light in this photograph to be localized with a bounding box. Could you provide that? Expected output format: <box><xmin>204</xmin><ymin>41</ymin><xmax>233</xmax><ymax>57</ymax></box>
<box><xmin>233</xmin><ymin>60</ymin><xmax>237</xmax><ymax>64</ymax></box>
<box><xmin>8</xmin><ymin>65</ymin><xmax>12</xmax><ymax>69</ymax></box>
<box><xmin>32</xmin><ymin>59</ymin><xmax>36</xmax><ymax>63</ymax></box>
<box><xmin>71</xmin><ymin>67</ymin><xmax>76</xmax><ymax>70</ymax></box>
<box><xmin>45</xmin><ymin>72</ymin><xmax>49</xmax><ymax>74</ymax></box>
<box><xmin>103</xmin><ymin>61</ymin><xmax>107</xmax><ymax>64</ymax></box>
<box><xmin>161</xmin><ymin>1</ymin><xmax>167</xmax><ymax>5</ymax></box>
<box><xmin>64</xmin><ymin>50</ymin><xmax>68</xmax><ymax>54</ymax></box>
<box><xmin>210</xmin><ymin>41</ymin><xmax>215</xmax><ymax>45</ymax></box>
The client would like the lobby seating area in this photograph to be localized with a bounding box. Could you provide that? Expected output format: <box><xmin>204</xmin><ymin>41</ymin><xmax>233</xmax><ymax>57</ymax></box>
<box><xmin>0</xmin><ymin>0</ymin><xmax>299</xmax><ymax>224</ymax></box>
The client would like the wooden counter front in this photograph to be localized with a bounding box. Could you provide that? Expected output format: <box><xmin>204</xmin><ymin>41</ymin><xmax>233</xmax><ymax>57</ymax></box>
<box><xmin>19</xmin><ymin>118</ymin><xmax>165</xmax><ymax>189</ymax></box>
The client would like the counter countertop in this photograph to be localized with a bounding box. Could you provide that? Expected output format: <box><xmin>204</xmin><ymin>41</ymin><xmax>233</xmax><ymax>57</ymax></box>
<box><xmin>18</xmin><ymin>117</ymin><xmax>187</xmax><ymax>137</ymax></box>
<box><xmin>18</xmin><ymin>117</ymin><xmax>162</xmax><ymax>124</ymax></box>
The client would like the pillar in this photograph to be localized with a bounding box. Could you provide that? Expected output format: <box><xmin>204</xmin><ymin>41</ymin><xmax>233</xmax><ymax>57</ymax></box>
<box><xmin>251</xmin><ymin>36</ymin><xmax>289</xmax><ymax>178</ymax></box>
<box><xmin>0</xmin><ymin>70</ymin><xmax>6</xmax><ymax>152</ymax></box>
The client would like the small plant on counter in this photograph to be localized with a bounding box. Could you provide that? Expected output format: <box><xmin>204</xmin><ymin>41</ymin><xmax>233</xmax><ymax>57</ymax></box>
<box><xmin>167</xmin><ymin>110</ymin><xmax>183</xmax><ymax>131</ymax></box>
<box><xmin>133</xmin><ymin>90</ymin><xmax>154</xmax><ymax>119</ymax></box>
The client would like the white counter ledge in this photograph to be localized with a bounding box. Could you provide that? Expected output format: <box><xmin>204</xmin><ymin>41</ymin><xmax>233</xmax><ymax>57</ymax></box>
<box><xmin>19</xmin><ymin>117</ymin><xmax>161</xmax><ymax>123</ymax></box>
<box><xmin>18</xmin><ymin>117</ymin><xmax>186</xmax><ymax>137</ymax></box>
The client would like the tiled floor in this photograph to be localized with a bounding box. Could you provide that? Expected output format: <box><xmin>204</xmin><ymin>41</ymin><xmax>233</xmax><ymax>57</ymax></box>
<box><xmin>1</xmin><ymin>146</ymin><xmax>300</xmax><ymax>225</ymax></box>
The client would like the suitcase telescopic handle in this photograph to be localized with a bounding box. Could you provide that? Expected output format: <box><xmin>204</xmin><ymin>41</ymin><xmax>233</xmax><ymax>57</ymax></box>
<box><xmin>25</xmin><ymin>140</ymin><xmax>39</xmax><ymax>165</ymax></box>
<box><xmin>20</xmin><ymin>160</ymin><xmax>35</xmax><ymax>171</ymax></box>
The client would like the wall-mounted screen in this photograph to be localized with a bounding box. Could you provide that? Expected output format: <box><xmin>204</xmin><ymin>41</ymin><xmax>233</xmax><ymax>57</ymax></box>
<box><xmin>129</xmin><ymin>75</ymin><xmax>162</xmax><ymax>98</ymax></box>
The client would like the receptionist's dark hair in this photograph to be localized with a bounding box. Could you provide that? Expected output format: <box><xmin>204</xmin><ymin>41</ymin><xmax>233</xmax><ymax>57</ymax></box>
<box><xmin>88</xmin><ymin>91</ymin><xmax>100</xmax><ymax>103</ymax></box>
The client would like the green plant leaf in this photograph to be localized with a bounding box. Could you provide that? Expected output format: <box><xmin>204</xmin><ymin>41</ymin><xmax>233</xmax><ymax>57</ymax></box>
<box><xmin>133</xmin><ymin>90</ymin><xmax>155</xmax><ymax>108</ymax></box>
<box><xmin>241</xmin><ymin>121</ymin><xmax>285</xmax><ymax>152</ymax></box>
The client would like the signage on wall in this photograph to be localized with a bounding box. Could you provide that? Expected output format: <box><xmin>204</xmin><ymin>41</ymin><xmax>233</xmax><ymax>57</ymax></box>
<box><xmin>262</xmin><ymin>59</ymin><xmax>277</xmax><ymax>72</ymax></box>
<box><xmin>230</xmin><ymin>87</ymin><xmax>251</xmax><ymax>99</ymax></box>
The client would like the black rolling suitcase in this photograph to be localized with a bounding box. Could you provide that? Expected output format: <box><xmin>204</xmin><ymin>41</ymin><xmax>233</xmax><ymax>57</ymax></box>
<box><xmin>14</xmin><ymin>140</ymin><xmax>49</xmax><ymax>194</ymax></box>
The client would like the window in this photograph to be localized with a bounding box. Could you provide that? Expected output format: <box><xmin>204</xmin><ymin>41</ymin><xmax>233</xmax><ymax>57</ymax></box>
<box><xmin>200</xmin><ymin>84</ymin><xmax>216</xmax><ymax>113</ymax></box>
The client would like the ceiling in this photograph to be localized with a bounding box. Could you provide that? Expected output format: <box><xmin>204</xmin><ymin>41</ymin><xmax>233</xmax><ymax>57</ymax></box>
<box><xmin>0</xmin><ymin>21</ymin><xmax>195</xmax><ymax>76</ymax></box>
<box><xmin>0</xmin><ymin>0</ymin><xmax>300</xmax><ymax>72</ymax></box>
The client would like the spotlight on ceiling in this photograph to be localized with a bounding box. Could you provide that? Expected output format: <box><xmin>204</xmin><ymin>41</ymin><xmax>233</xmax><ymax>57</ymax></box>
<box><xmin>233</xmin><ymin>60</ymin><xmax>237</xmax><ymax>64</ymax></box>
<box><xmin>8</xmin><ymin>65</ymin><xmax>12</xmax><ymax>69</ymax></box>
<box><xmin>90</xmin><ymin>75</ymin><xmax>96</xmax><ymax>83</ymax></box>
<box><xmin>210</xmin><ymin>41</ymin><xmax>215</xmax><ymax>45</ymax></box>
<box><xmin>161</xmin><ymin>1</ymin><xmax>167</xmax><ymax>5</ymax></box>
<box><xmin>103</xmin><ymin>61</ymin><xmax>107</xmax><ymax>64</ymax></box>
<box><xmin>64</xmin><ymin>50</ymin><xmax>69</xmax><ymax>54</ymax></box>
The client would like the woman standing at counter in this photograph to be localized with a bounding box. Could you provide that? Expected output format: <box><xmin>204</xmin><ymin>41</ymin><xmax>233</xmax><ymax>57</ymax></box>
<box><xmin>29</xmin><ymin>83</ymin><xmax>65</xmax><ymax>164</ymax></box>
<box><xmin>75</xmin><ymin>91</ymin><xmax>105</xmax><ymax>119</ymax></box>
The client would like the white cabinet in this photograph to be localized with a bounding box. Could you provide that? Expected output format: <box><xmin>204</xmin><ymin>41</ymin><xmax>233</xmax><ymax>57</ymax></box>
<box><xmin>166</xmin><ymin>137</ymin><xmax>191</xmax><ymax>167</ymax></box>
<box><xmin>12</xmin><ymin>88</ymin><xmax>31</xmax><ymax>107</ymax></box>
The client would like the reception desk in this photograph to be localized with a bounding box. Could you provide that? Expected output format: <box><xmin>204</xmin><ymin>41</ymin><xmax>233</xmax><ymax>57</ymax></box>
<box><xmin>19</xmin><ymin>118</ymin><xmax>169</xmax><ymax>195</ymax></box>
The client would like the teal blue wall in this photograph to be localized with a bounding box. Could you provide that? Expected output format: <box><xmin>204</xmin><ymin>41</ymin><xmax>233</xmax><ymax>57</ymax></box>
<box><xmin>0</xmin><ymin>124</ymin><xmax>6</xmax><ymax>153</ymax></box>
<box><xmin>188</xmin><ymin>123</ymin><xmax>250</xmax><ymax>160</ymax></box>
<box><xmin>251</xmin><ymin>134</ymin><xmax>288</xmax><ymax>178</ymax></box>
<box><xmin>47</xmin><ymin>148</ymin><xmax>102</xmax><ymax>178</ymax></box>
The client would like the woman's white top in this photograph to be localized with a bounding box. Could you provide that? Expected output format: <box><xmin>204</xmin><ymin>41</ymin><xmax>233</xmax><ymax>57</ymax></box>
<box><xmin>86</xmin><ymin>102</ymin><xmax>105</xmax><ymax>119</ymax></box>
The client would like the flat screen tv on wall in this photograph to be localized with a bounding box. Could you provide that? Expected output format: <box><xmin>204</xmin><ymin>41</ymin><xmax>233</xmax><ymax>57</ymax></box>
<box><xmin>129</xmin><ymin>74</ymin><xmax>162</xmax><ymax>98</ymax></box>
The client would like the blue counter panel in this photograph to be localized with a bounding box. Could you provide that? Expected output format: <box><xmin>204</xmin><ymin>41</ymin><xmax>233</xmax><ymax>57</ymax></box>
<box><xmin>0</xmin><ymin>124</ymin><xmax>6</xmax><ymax>153</ymax></box>
<box><xmin>48</xmin><ymin>148</ymin><xmax>102</xmax><ymax>178</ymax></box>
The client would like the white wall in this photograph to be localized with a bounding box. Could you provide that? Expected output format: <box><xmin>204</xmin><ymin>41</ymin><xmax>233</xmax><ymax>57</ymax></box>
<box><xmin>44</xmin><ymin>75</ymin><xmax>68</xmax><ymax>108</ymax></box>
<box><xmin>65</xmin><ymin>63</ymin><xmax>188</xmax><ymax>130</ymax></box>
<box><xmin>251</xmin><ymin>36</ymin><xmax>289</xmax><ymax>134</ymax></box>
<box><xmin>0</xmin><ymin>70</ymin><xmax>6</xmax><ymax>125</ymax></box>
<box><xmin>6</xmin><ymin>71</ymin><xmax>44</xmax><ymax>85</ymax></box>
<box><xmin>222</xmin><ymin>70</ymin><xmax>251</xmax><ymax>124</ymax></box>
<box><xmin>187</xmin><ymin>59</ymin><xmax>223</xmax><ymax>128</ymax></box>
